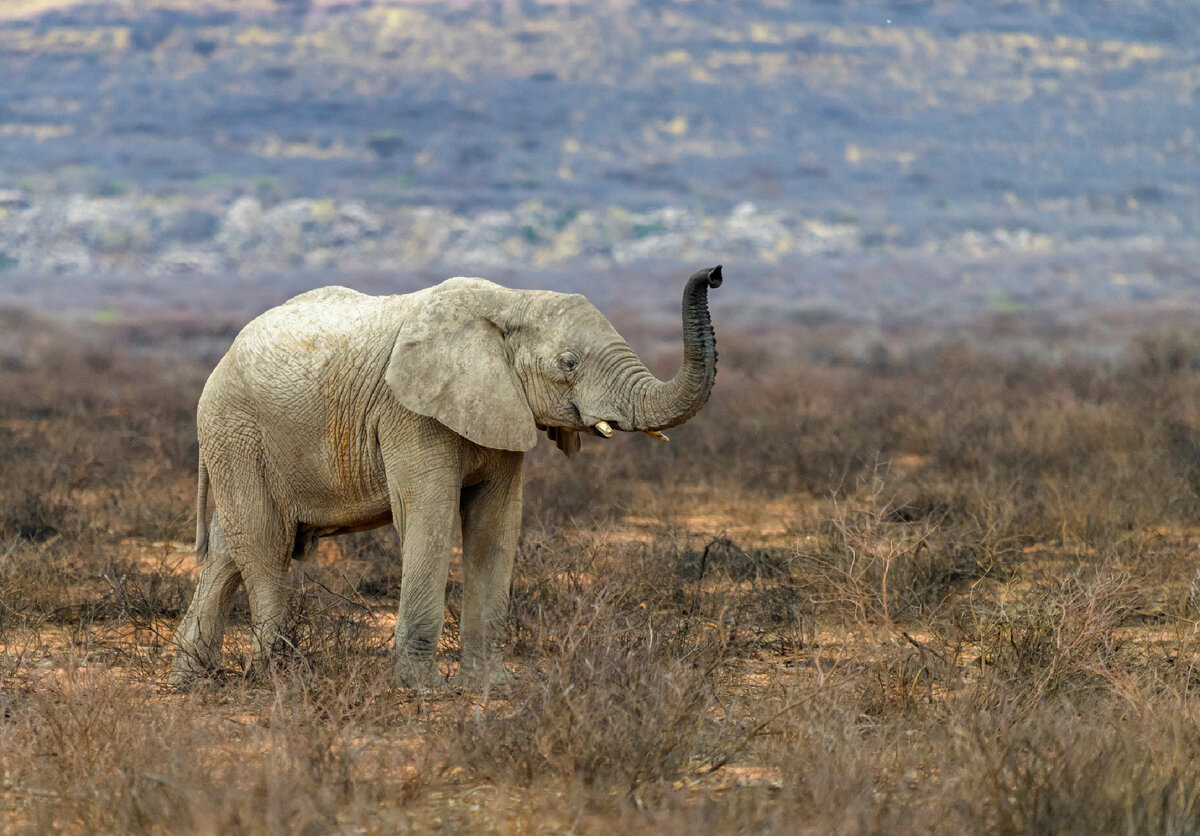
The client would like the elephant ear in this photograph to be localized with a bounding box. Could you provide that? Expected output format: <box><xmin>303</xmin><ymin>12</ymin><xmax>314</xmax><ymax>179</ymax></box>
<box><xmin>386</xmin><ymin>286</ymin><xmax>538</xmax><ymax>452</ymax></box>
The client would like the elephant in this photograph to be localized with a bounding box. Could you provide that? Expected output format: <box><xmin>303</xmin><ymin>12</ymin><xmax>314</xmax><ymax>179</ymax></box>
<box><xmin>169</xmin><ymin>265</ymin><xmax>723</xmax><ymax>689</ymax></box>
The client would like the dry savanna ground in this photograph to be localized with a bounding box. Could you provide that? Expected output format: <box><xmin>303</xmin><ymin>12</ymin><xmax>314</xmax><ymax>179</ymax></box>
<box><xmin>5</xmin><ymin>306</ymin><xmax>1200</xmax><ymax>833</ymax></box>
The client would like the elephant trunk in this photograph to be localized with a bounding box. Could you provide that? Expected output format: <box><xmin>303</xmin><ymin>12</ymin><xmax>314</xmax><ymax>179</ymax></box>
<box><xmin>626</xmin><ymin>265</ymin><xmax>722</xmax><ymax>431</ymax></box>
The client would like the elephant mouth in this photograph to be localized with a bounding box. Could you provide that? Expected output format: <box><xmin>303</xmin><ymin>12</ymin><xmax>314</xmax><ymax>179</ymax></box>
<box><xmin>568</xmin><ymin>403</ymin><xmax>619</xmax><ymax>439</ymax></box>
<box><xmin>592</xmin><ymin>420</ymin><xmax>668</xmax><ymax>442</ymax></box>
<box><xmin>552</xmin><ymin>408</ymin><xmax>671</xmax><ymax>443</ymax></box>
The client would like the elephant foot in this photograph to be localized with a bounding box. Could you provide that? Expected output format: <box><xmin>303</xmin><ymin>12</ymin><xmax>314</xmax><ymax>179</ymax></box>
<box><xmin>450</xmin><ymin>660</ymin><xmax>517</xmax><ymax>694</ymax></box>
<box><xmin>169</xmin><ymin>622</ymin><xmax>224</xmax><ymax>690</ymax></box>
<box><xmin>393</xmin><ymin>654</ymin><xmax>441</xmax><ymax>691</ymax></box>
<box><xmin>167</xmin><ymin>666</ymin><xmax>199</xmax><ymax>691</ymax></box>
<box><xmin>168</xmin><ymin>651</ymin><xmax>221</xmax><ymax>690</ymax></box>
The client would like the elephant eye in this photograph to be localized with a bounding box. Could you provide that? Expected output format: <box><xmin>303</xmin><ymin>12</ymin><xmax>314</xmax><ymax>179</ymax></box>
<box><xmin>555</xmin><ymin>350</ymin><xmax>580</xmax><ymax>375</ymax></box>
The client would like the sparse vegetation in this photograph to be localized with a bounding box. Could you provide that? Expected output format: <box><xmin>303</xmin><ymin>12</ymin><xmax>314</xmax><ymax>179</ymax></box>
<box><xmin>2</xmin><ymin>0</ymin><xmax>1199</xmax><ymax>829</ymax></box>
<box><xmin>4</xmin><ymin>307</ymin><xmax>1200</xmax><ymax>832</ymax></box>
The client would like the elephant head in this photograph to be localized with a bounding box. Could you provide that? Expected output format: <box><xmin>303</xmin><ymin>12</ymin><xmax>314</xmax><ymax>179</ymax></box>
<box><xmin>386</xmin><ymin>265</ymin><xmax>723</xmax><ymax>455</ymax></box>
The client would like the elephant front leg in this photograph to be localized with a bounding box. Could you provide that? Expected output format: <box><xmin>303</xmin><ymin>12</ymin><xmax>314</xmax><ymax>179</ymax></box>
<box><xmin>170</xmin><ymin>514</ymin><xmax>242</xmax><ymax>687</ymax></box>
<box><xmin>390</xmin><ymin>474</ymin><xmax>460</xmax><ymax>689</ymax></box>
<box><xmin>456</xmin><ymin>456</ymin><xmax>523</xmax><ymax>690</ymax></box>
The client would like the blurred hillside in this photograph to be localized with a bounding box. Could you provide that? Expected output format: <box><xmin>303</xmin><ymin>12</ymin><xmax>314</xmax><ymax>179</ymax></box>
<box><xmin>1</xmin><ymin>0</ymin><xmax>1199</xmax><ymax>326</ymax></box>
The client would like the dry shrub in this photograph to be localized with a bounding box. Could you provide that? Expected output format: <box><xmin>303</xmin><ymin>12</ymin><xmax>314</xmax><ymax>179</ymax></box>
<box><xmin>673</xmin><ymin>536</ymin><xmax>809</xmax><ymax>657</ymax></box>
<box><xmin>332</xmin><ymin>527</ymin><xmax>402</xmax><ymax>597</ymax></box>
<box><xmin>0</xmin><ymin>538</ymin><xmax>105</xmax><ymax>628</ymax></box>
<box><xmin>0</xmin><ymin>425</ymin><xmax>93</xmax><ymax>543</ymax></box>
<box><xmin>450</xmin><ymin>577</ymin><xmax>737</xmax><ymax>796</ymax></box>
<box><xmin>441</xmin><ymin>524</ymin><xmax>754</xmax><ymax>798</ymax></box>
<box><xmin>786</xmin><ymin>480</ymin><xmax>1017</xmax><ymax>626</ymax></box>
<box><xmin>968</xmin><ymin>570</ymin><xmax>1137</xmax><ymax>710</ymax></box>
<box><xmin>0</xmin><ymin>537</ymin><xmax>193</xmax><ymax>642</ymax></box>
<box><xmin>0</xmin><ymin>661</ymin><xmax>421</xmax><ymax>834</ymax></box>
<box><xmin>275</xmin><ymin>570</ymin><xmax>395</xmax><ymax>680</ymax></box>
<box><xmin>944</xmin><ymin>697</ymin><xmax>1200</xmax><ymax>834</ymax></box>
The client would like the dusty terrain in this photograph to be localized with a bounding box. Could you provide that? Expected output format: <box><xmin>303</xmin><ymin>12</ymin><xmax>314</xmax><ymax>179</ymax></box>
<box><xmin>5</xmin><ymin>307</ymin><xmax>1200</xmax><ymax>833</ymax></box>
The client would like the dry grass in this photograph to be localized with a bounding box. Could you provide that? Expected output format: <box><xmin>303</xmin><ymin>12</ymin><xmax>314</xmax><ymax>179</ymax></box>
<box><xmin>4</xmin><ymin>308</ymin><xmax>1200</xmax><ymax>833</ymax></box>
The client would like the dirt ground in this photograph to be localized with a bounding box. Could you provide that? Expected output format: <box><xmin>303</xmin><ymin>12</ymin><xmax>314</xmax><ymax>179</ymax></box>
<box><xmin>6</xmin><ymin>312</ymin><xmax>1200</xmax><ymax>832</ymax></box>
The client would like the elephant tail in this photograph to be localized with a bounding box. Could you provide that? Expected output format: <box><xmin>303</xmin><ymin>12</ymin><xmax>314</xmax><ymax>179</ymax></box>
<box><xmin>195</xmin><ymin>455</ymin><xmax>210</xmax><ymax>560</ymax></box>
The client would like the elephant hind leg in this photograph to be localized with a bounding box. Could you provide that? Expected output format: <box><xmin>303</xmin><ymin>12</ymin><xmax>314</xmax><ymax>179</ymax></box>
<box><xmin>170</xmin><ymin>513</ymin><xmax>242</xmax><ymax>687</ymax></box>
<box><xmin>221</xmin><ymin>491</ymin><xmax>295</xmax><ymax>669</ymax></box>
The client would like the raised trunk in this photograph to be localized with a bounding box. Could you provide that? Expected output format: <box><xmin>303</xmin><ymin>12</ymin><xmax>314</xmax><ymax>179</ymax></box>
<box><xmin>628</xmin><ymin>265</ymin><xmax>722</xmax><ymax>431</ymax></box>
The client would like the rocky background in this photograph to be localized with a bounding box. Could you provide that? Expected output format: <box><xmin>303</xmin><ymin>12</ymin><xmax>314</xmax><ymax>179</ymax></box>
<box><xmin>1</xmin><ymin>0</ymin><xmax>1199</xmax><ymax>327</ymax></box>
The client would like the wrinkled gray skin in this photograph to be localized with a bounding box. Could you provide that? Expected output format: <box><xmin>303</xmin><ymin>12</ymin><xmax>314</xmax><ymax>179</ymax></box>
<box><xmin>170</xmin><ymin>266</ymin><xmax>722</xmax><ymax>689</ymax></box>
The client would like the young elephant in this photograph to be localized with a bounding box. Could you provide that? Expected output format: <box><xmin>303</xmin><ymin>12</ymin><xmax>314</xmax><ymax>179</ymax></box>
<box><xmin>170</xmin><ymin>265</ymin><xmax>723</xmax><ymax>688</ymax></box>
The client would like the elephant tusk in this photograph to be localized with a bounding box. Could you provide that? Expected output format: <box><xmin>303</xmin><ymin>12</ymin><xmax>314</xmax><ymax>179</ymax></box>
<box><xmin>594</xmin><ymin>421</ymin><xmax>614</xmax><ymax>437</ymax></box>
<box><xmin>644</xmin><ymin>430</ymin><xmax>670</xmax><ymax>442</ymax></box>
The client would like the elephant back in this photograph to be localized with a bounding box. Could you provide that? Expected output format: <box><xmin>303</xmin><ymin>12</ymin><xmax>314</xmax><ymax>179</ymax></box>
<box><xmin>215</xmin><ymin>286</ymin><xmax>396</xmax><ymax>412</ymax></box>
